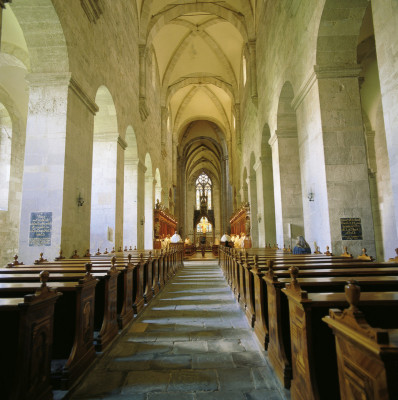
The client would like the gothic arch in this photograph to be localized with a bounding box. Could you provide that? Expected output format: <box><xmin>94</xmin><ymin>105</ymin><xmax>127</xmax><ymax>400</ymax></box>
<box><xmin>144</xmin><ymin>3</ymin><xmax>249</xmax><ymax>45</ymax></box>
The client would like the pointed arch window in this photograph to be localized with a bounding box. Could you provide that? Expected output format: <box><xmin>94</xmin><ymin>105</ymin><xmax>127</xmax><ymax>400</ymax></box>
<box><xmin>197</xmin><ymin>217</ymin><xmax>212</xmax><ymax>233</ymax></box>
<box><xmin>196</xmin><ymin>172</ymin><xmax>212</xmax><ymax>210</ymax></box>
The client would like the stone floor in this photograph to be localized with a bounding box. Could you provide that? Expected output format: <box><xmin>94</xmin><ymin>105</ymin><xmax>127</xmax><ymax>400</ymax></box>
<box><xmin>70</xmin><ymin>261</ymin><xmax>289</xmax><ymax>400</ymax></box>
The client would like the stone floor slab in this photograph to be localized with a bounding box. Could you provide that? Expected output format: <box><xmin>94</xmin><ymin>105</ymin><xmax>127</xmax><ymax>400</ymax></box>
<box><xmin>70</xmin><ymin>261</ymin><xmax>287</xmax><ymax>400</ymax></box>
<box><xmin>148</xmin><ymin>392</ymin><xmax>196</xmax><ymax>400</ymax></box>
<box><xmin>217</xmin><ymin>368</ymin><xmax>255</xmax><ymax>391</ymax></box>
<box><xmin>168</xmin><ymin>369</ymin><xmax>218</xmax><ymax>392</ymax></box>
<box><xmin>192</xmin><ymin>353</ymin><xmax>236</xmax><ymax>369</ymax></box>
<box><xmin>196</xmin><ymin>391</ymin><xmax>246</xmax><ymax>400</ymax></box>
<box><xmin>244</xmin><ymin>389</ymin><xmax>284</xmax><ymax>400</ymax></box>
<box><xmin>121</xmin><ymin>371</ymin><xmax>170</xmax><ymax>394</ymax></box>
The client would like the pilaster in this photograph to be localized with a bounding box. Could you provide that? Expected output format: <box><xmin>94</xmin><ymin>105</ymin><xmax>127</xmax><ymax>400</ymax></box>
<box><xmin>316</xmin><ymin>63</ymin><xmax>376</xmax><ymax>256</ymax></box>
<box><xmin>19</xmin><ymin>72</ymin><xmax>71</xmax><ymax>263</ymax></box>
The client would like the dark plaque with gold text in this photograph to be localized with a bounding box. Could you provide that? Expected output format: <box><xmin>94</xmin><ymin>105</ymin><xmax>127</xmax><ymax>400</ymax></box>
<box><xmin>29</xmin><ymin>212</ymin><xmax>52</xmax><ymax>246</ymax></box>
<box><xmin>340</xmin><ymin>217</ymin><xmax>362</xmax><ymax>240</ymax></box>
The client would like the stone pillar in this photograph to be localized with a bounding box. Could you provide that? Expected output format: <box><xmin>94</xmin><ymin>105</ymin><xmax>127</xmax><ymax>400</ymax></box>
<box><xmin>124</xmin><ymin>158</ymin><xmax>139</xmax><ymax>249</ymax></box>
<box><xmin>144</xmin><ymin>175</ymin><xmax>154</xmax><ymax>249</ymax></box>
<box><xmin>248</xmin><ymin>175</ymin><xmax>259</xmax><ymax>247</ymax></box>
<box><xmin>19</xmin><ymin>73</ymin><xmax>71</xmax><ymax>263</ymax></box>
<box><xmin>269</xmin><ymin>131</ymin><xmax>304</xmax><ymax>248</ymax></box>
<box><xmin>161</xmin><ymin>106</ymin><xmax>168</xmax><ymax>149</ymax></box>
<box><xmin>139</xmin><ymin>44</ymin><xmax>149</xmax><ymax>121</ymax></box>
<box><xmin>234</xmin><ymin>103</ymin><xmax>241</xmax><ymax>145</ymax></box>
<box><xmin>371</xmin><ymin>1</ymin><xmax>398</xmax><ymax>241</ymax></box>
<box><xmin>136</xmin><ymin>160</ymin><xmax>146</xmax><ymax>249</ymax></box>
<box><xmin>62</xmin><ymin>78</ymin><xmax>98</xmax><ymax>258</ymax></box>
<box><xmin>259</xmin><ymin>155</ymin><xmax>276</xmax><ymax>246</ymax></box>
<box><xmin>248</xmin><ymin>40</ymin><xmax>258</xmax><ymax>104</ymax></box>
<box><xmin>316</xmin><ymin>64</ymin><xmax>375</xmax><ymax>256</ymax></box>
<box><xmin>253</xmin><ymin>159</ymin><xmax>265</xmax><ymax>247</ymax></box>
<box><xmin>115</xmin><ymin>136</ymin><xmax>126</xmax><ymax>251</ymax></box>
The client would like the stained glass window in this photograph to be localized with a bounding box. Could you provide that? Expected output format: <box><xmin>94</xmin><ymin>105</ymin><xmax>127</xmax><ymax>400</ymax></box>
<box><xmin>197</xmin><ymin>217</ymin><xmax>212</xmax><ymax>233</ymax></box>
<box><xmin>196</xmin><ymin>172</ymin><xmax>212</xmax><ymax>210</ymax></box>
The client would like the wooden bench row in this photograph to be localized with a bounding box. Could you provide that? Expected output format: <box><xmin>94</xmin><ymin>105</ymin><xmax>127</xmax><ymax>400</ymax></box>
<box><xmin>0</xmin><ymin>247</ymin><xmax>184</xmax><ymax>399</ymax></box>
<box><xmin>219</xmin><ymin>246</ymin><xmax>398</xmax><ymax>400</ymax></box>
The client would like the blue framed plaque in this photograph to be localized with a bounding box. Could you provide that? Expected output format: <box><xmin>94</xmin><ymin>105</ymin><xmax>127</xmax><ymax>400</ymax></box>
<box><xmin>340</xmin><ymin>217</ymin><xmax>362</xmax><ymax>240</ymax></box>
<box><xmin>29</xmin><ymin>212</ymin><xmax>52</xmax><ymax>246</ymax></box>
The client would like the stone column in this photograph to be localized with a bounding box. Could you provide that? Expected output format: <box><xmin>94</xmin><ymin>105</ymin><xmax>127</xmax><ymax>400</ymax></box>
<box><xmin>124</xmin><ymin>158</ymin><xmax>139</xmax><ymax>248</ymax></box>
<box><xmin>160</xmin><ymin>106</ymin><xmax>168</xmax><ymax>149</ymax></box>
<box><xmin>259</xmin><ymin>155</ymin><xmax>276</xmax><ymax>246</ymax></box>
<box><xmin>19</xmin><ymin>73</ymin><xmax>71</xmax><ymax>263</ymax></box>
<box><xmin>248</xmin><ymin>174</ymin><xmax>259</xmax><ymax>247</ymax></box>
<box><xmin>269</xmin><ymin>131</ymin><xmax>304</xmax><ymax>248</ymax></box>
<box><xmin>139</xmin><ymin>44</ymin><xmax>149</xmax><ymax>121</ymax></box>
<box><xmin>371</xmin><ymin>1</ymin><xmax>398</xmax><ymax>241</ymax></box>
<box><xmin>115</xmin><ymin>136</ymin><xmax>126</xmax><ymax>251</ymax></box>
<box><xmin>136</xmin><ymin>160</ymin><xmax>146</xmax><ymax>249</ymax></box>
<box><xmin>316</xmin><ymin>64</ymin><xmax>375</xmax><ymax>256</ymax></box>
<box><xmin>234</xmin><ymin>103</ymin><xmax>241</xmax><ymax>145</ymax></box>
<box><xmin>62</xmin><ymin>78</ymin><xmax>98</xmax><ymax>258</ymax></box>
<box><xmin>248</xmin><ymin>40</ymin><xmax>258</xmax><ymax>104</ymax></box>
<box><xmin>253</xmin><ymin>159</ymin><xmax>265</xmax><ymax>247</ymax></box>
<box><xmin>144</xmin><ymin>175</ymin><xmax>154</xmax><ymax>249</ymax></box>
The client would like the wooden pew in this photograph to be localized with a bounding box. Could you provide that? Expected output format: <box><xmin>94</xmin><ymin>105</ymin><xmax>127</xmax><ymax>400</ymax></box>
<box><xmin>264</xmin><ymin>265</ymin><xmax>398</xmax><ymax>389</ymax></box>
<box><xmin>0</xmin><ymin>266</ymin><xmax>98</xmax><ymax>389</ymax></box>
<box><xmin>324</xmin><ymin>281</ymin><xmax>398</xmax><ymax>400</ymax></box>
<box><xmin>242</xmin><ymin>254</ymin><xmax>397</xmax><ymax>334</ymax></box>
<box><xmin>0</xmin><ymin>271</ymin><xmax>61</xmax><ymax>400</ymax></box>
<box><xmin>1</xmin><ymin>261</ymin><xmax>121</xmax><ymax>351</ymax></box>
<box><xmin>282</xmin><ymin>277</ymin><xmax>398</xmax><ymax>400</ymax></box>
<box><xmin>4</xmin><ymin>255</ymin><xmax>143</xmax><ymax>324</ymax></box>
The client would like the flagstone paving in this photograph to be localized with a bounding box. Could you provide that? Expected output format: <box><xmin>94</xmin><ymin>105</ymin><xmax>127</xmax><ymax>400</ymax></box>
<box><xmin>71</xmin><ymin>261</ymin><xmax>289</xmax><ymax>400</ymax></box>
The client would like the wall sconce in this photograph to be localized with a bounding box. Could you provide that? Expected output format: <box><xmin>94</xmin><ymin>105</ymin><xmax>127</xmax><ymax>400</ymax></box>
<box><xmin>307</xmin><ymin>190</ymin><xmax>314</xmax><ymax>202</ymax></box>
<box><xmin>140</xmin><ymin>216</ymin><xmax>145</xmax><ymax>225</ymax></box>
<box><xmin>77</xmin><ymin>193</ymin><xmax>85</xmax><ymax>207</ymax></box>
<box><xmin>258</xmin><ymin>214</ymin><xmax>262</xmax><ymax>223</ymax></box>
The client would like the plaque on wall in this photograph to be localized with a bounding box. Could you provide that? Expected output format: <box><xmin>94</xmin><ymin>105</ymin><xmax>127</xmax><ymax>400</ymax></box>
<box><xmin>29</xmin><ymin>212</ymin><xmax>52</xmax><ymax>246</ymax></box>
<box><xmin>340</xmin><ymin>217</ymin><xmax>362</xmax><ymax>240</ymax></box>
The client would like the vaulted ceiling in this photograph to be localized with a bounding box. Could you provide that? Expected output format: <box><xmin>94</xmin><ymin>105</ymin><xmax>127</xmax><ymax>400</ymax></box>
<box><xmin>139</xmin><ymin>0</ymin><xmax>255</xmax><ymax>147</ymax></box>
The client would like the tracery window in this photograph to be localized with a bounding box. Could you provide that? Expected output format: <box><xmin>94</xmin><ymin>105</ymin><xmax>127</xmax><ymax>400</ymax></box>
<box><xmin>196</xmin><ymin>172</ymin><xmax>212</xmax><ymax>210</ymax></box>
<box><xmin>197</xmin><ymin>216</ymin><xmax>212</xmax><ymax>233</ymax></box>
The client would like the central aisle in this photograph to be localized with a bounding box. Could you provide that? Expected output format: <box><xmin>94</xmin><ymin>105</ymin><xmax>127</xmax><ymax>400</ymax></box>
<box><xmin>72</xmin><ymin>261</ymin><xmax>288</xmax><ymax>400</ymax></box>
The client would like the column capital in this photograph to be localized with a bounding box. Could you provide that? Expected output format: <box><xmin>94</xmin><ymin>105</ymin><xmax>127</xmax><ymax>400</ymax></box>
<box><xmin>253</xmin><ymin>159</ymin><xmax>262</xmax><ymax>172</ymax></box>
<box><xmin>274</xmin><ymin>129</ymin><xmax>297</xmax><ymax>139</ymax></box>
<box><xmin>314</xmin><ymin>64</ymin><xmax>362</xmax><ymax>79</ymax></box>
<box><xmin>117</xmin><ymin>136</ymin><xmax>128</xmax><ymax>150</ymax></box>
<box><xmin>69</xmin><ymin>78</ymin><xmax>99</xmax><ymax>115</ymax></box>
<box><xmin>268</xmin><ymin>134</ymin><xmax>277</xmax><ymax>147</ymax></box>
<box><xmin>137</xmin><ymin>160</ymin><xmax>147</xmax><ymax>173</ymax></box>
<box><xmin>139</xmin><ymin>44</ymin><xmax>147</xmax><ymax>58</ymax></box>
<box><xmin>268</xmin><ymin>131</ymin><xmax>297</xmax><ymax>146</ymax></box>
<box><xmin>292</xmin><ymin>64</ymin><xmax>362</xmax><ymax>111</ymax></box>
<box><xmin>26</xmin><ymin>72</ymin><xmax>72</xmax><ymax>87</ymax></box>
